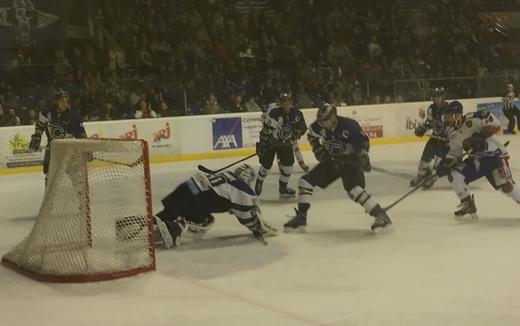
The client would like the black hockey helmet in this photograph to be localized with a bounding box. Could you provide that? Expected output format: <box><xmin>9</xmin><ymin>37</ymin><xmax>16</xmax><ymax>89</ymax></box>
<box><xmin>445</xmin><ymin>100</ymin><xmax>463</xmax><ymax>114</ymax></box>
<box><xmin>317</xmin><ymin>103</ymin><xmax>337</xmax><ymax>123</ymax></box>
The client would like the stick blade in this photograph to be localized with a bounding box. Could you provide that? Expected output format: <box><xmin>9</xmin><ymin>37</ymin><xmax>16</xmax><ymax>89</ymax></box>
<box><xmin>197</xmin><ymin>165</ymin><xmax>216</xmax><ymax>174</ymax></box>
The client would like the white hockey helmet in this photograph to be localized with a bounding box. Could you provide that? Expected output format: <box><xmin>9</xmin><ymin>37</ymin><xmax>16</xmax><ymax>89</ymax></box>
<box><xmin>234</xmin><ymin>164</ymin><xmax>256</xmax><ymax>187</ymax></box>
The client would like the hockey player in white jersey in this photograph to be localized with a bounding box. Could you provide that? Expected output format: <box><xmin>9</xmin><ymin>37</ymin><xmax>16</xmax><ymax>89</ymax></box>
<box><xmin>154</xmin><ymin>164</ymin><xmax>275</xmax><ymax>248</ymax></box>
<box><xmin>436</xmin><ymin>100</ymin><xmax>520</xmax><ymax>218</ymax></box>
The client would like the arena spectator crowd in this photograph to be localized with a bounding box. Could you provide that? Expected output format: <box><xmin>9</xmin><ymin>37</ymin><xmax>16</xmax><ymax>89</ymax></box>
<box><xmin>1</xmin><ymin>0</ymin><xmax>519</xmax><ymax>126</ymax></box>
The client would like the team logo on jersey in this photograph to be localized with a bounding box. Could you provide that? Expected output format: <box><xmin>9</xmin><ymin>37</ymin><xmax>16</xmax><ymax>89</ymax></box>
<box><xmin>48</xmin><ymin>122</ymin><xmax>66</xmax><ymax>139</ymax></box>
<box><xmin>212</xmin><ymin>117</ymin><xmax>243</xmax><ymax>150</ymax></box>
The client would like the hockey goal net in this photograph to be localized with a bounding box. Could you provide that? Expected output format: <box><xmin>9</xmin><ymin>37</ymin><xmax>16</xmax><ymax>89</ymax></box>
<box><xmin>2</xmin><ymin>139</ymin><xmax>155</xmax><ymax>282</ymax></box>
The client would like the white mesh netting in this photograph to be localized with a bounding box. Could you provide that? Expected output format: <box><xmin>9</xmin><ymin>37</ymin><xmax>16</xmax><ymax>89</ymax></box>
<box><xmin>2</xmin><ymin>139</ymin><xmax>155</xmax><ymax>282</ymax></box>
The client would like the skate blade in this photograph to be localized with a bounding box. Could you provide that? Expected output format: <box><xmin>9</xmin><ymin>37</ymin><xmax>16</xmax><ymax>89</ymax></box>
<box><xmin>283</xmin><ymin>226</ymin><xmax>306</xmax><ymax>233</ymax></box>
<box><xmin>279</xmin><ymin>193</ymin><xmax>296</xmax><ymax>199</ymax></box>
<box><xmin>371</xmin><ymin>224</ymin><xmax>393</xmax><ymax>234</ymax></box>
<box><xmin>454</xmin><ymin>212</ymin><xmax>479</xmax><ymax>220</ymax></box>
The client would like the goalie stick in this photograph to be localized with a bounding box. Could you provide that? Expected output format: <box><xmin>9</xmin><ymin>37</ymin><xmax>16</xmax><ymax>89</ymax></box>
<box><xmin>198</xmin><ymin>144</ymin><xmax>279</xmax><ymax>174</ymax></box>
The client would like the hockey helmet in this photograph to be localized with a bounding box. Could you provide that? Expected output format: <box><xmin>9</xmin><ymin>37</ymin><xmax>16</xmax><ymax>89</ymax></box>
<box><xmin>234</xmin><ymin>164</ymin><xmax>256</xmax><ymax>187</ymax></box>
<box><xmin>279</xmin><ymin>92</ymin><xmax>292</xmax><ymax>102</ymax></box>
<box><xmin>432</xmin><ymin>87</ymin><xmax>446</xmax><ymax>97</ymax></box>
<box><xmin>443</xmin><ymin>100</ymin><xmax>463</xmax><ymax>128</ymax></box>
<box><xmin>317</xmin><ymin>103</ymin><xmax>337</xmax><ymax>125</ymax></box>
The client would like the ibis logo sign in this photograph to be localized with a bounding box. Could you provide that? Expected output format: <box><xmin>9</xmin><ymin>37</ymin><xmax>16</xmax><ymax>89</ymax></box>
<box><xmin>212</xmin><ymin>118</ymin><xmax>243</xmax><ymax>150</ymax></box>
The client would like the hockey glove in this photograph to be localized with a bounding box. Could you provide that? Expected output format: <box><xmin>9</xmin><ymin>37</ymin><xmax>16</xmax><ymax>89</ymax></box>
<box><xmin>313</xmin><ymin>146</ymin><xmax>330</xmax><ymax>162</ymax></box>
<box><xmin>256</xmin><ymin>141</ymin><xmax>267</xmax><ymax>158</ymax></box>
<box><xmin>436</xmin><ymin>159</ymin><xmax>455</xmax><ymax>177</ymax></box>
<box><xmin>291</xmin><ymin>129</ymin><xmax>303</xmax><ymax>141</ymax></box>
<box><xmin>462</xmin><ymin>134</ymin><xmax>487</xmax><ymax>154</ymax></box>
<box><xmin>360</xmin><ymin>151</ymin><xmax>372</xmax><ymax>172</ymax></box>
<box><xmin>29</xmin><ymin>134</ymin><xmax>42</xmax><ymax>151</ymax></box>
<box><xmin>414</xmin><ymin>125</ymin><xmax>428</xmax><ymax>137</ymax></box>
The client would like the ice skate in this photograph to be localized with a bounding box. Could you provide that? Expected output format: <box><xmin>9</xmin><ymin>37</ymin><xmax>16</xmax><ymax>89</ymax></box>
<box><xmin>284</xmin><ymin>209</ymin><xmax>307</xmax><ymax>233</ymax></box>
<box><xmin>155</xmin><ymin>216</ymin><xmax>185</xmax><ymax>249</ymax></box>
<box><xmin>454</xmin><ymin>195</ymin><xmax>478</xmax><ymax>219</ymax></box>
<box><xmin>410</xmin><ymin>169</ymin><xmax>432</xmax><ymax>187</ymax></box>
<box><xmin>370</xmin><ymin>206</ymin><xmax>392</xmax><ymax>231</ymax></box>
<box><xmin>279</xmin><ymin>182</ymin><xmax>296</xmax><ymax>198</ymax></box>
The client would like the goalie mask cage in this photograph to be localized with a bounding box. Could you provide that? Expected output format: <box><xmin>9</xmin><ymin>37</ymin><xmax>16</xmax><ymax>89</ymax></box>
<box><xmin>2</xmin><ymin>139</ymin><xmax>155</xmax><ymax>282</ymax></box>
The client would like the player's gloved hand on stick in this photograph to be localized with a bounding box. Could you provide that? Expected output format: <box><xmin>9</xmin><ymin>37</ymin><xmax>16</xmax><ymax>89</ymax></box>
<box><xmin>436</xmin><ymin>159</ymin><xmax>455</xmax><ymax>177</ymax></box>
<box><xmin>256</xmin><ymin>141</ymin><xmax>267</xmax><ymax>158</ymax></box>
<box><xmin>463</xmin><ymin>134</ymin><xmax>487</xmax><ymax>154</ymax></box>
<box><xmin>313</xmin><ymin>146</ymin><xmax>330</xmax><ymax>162</ymax></box>
<box><xmin>29</xmin><ymin>134</ymin><xmax>42</xmax><ymax>151</ymax></box>
<box><xmin>291</xmin><ymin>129</ymin><xmax>302</xmax><ymax>141</ymax></box>
<box><xmin>414</xmin><ymin>125</ymin><xmax>428</xmax><ymax>137</ymax></box>
<box><xmin>360</xmin><ymin>150</ymin><xmax>372</xmax><ymax>172</ymax></box>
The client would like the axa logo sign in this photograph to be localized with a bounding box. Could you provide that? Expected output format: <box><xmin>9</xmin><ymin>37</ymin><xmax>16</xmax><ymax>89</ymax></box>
<box><xmin>212</xmin><ymin>117</ymin><xmax>243</xmax><ymax>150</ymax></box>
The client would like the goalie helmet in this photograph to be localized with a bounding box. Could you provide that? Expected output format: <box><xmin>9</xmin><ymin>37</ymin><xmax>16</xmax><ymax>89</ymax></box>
<box><xmin>234</xmin><ymin>164</ymin><xmax>256</xmax><ymax>187</ymax></box>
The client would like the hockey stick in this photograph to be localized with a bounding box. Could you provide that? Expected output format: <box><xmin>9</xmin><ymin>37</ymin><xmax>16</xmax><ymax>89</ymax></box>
<box><xmin>197</xmin><ymin>144</ymin><xmax>279</xmax><ymax>174</ymax></box>
<box><xmin>383</xmin><ymin>141</ymin><xmax>511</xmax><ymax>212</ymax></box>
<box><xmin>383</xmin><ymin>173</ymin><xmax>438</xmax><ymax>212</ymax></box>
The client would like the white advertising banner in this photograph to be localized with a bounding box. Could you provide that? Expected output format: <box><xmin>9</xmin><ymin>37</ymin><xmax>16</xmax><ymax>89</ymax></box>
<box><xmin>0</xmin><ymin>97</ymin><xmax>504</xmax><ymax>171</ymax></box>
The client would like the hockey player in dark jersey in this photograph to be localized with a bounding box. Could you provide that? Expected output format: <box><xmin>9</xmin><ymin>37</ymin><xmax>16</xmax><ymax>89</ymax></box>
<box><xmin>154</xmin><ymin>164</ymin><xmax>276</xmax><ymax>248</ymax></box>
<box><xmin>255</xmin><ymin>93</ymin><xmax>307</xmax><ymax>197</ymax></box>
<box><xmin>283</xmin><ymin>104</ymin><xmax>391</xmax><ymax>232</ymax></box>
<box><xmin>502</xmin><ymin>83</ymin><xmax>520</xmax><ymax>134</ymax></box>
<box><xmin>29</xmin><ymin>90</ymin><xmax>87</xmax><ymax>185</ymax></box>
<box><xmin>410</xmin><ymin>87</ymin><xmax>449</xmax><ymax>189</ymax></box>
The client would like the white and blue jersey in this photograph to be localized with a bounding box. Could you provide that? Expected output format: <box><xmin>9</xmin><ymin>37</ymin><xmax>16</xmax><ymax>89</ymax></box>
<box><xmin>446</xmin><ymin>112</ymin><xmax>508</xmax><ymax>161</ymax></box>
<box><xmin>188</xmin><ymin>171</ymin><xmax>260</xmax><ymax>229</ymax></box>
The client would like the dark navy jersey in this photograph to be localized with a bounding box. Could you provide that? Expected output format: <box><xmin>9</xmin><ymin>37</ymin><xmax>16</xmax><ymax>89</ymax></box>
<box><xmin>308</xmin><ymin>116</ymin><xmax>369</xmax><ymax>156</ymax></box>
<box><xmin>35</xmin><ymin>107</ymin><xmax>87</xmax><ymax>142</ymax></box>
<box><xmin>261</xmin><ymin>106</ymin><xmax>307</xmax><ymax>144</ymax></box>
<box><xmin>424</xmin><ymin>101</ymin><xmax>448</xmax><ymax>136</ymax></box>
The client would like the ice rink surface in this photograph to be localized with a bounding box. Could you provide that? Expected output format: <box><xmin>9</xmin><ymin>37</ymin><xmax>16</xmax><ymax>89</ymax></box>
<box><xmin>1</xmin><ymin>137</ymin><xmax>520</xmax><ymax>326</ymax></box>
